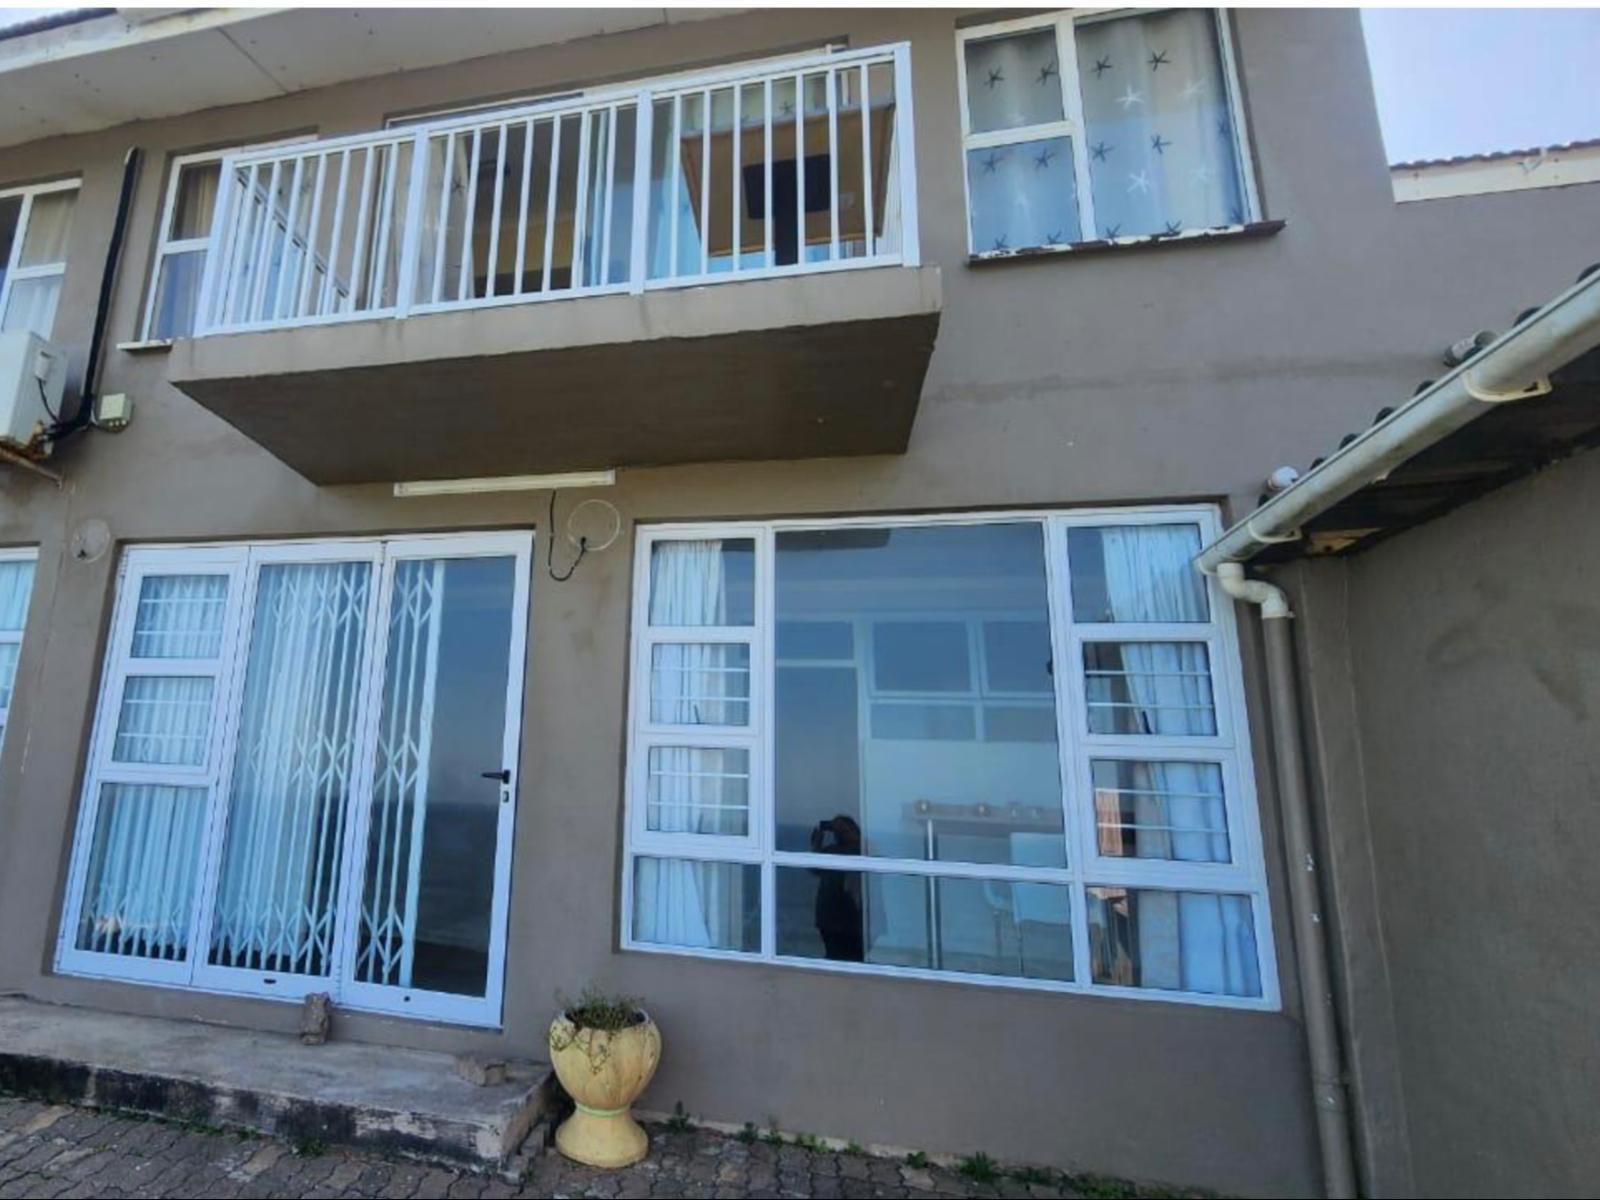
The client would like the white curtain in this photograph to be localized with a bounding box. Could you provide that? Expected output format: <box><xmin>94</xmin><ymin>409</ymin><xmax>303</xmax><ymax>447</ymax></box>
<box><xmin>0</xmin><ymin>559</ymin><xmax>34</xmax><ymax>730</ymax></box>
<box><xmin>210</xmin><ymin>561</ymin><xmax>370</xmax><ymax>976</ymax></box>
<box><xmin>357</xmin><ymin>559</ymin><xmax>444</xmax><ymax>987</ymax></box>
<box><xmin>1</xmin><ymin>276</ymin><xmax>63</xmax><ymax>338</ymax></box>
<box><xmin>1074</xmin><ymin>10</ymin><xmax>1245</xmax><ymax>238</ymax></box>
<box><xmin>76</xmin><ymin>783</ymin><xmax>207</xmax><ymax>961</ymax></box>
<box><xmin>112</xmin><ymin>676</ymin><xmax>213</xmax><ymax>767</ymax></box>
<box><xmin>635</xmin><ymin>540</ymin><xmax>745</xmax><ymax>950</ymax></box>
<box><xmin>413</xmin><ymin>133</ymin><xmax>472</xmax><ymax>303</ymax></box>
<box><xmin>1100</xmin><ymin>526</ymin><xmax>1254</xmax><ymax>995</ymax></box>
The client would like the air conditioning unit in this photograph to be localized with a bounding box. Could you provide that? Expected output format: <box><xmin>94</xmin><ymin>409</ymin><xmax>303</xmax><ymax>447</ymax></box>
<box><xmin>0</xmin><ymin>330</ymin><xmax>67</xmax><ymax>458</ymax></box>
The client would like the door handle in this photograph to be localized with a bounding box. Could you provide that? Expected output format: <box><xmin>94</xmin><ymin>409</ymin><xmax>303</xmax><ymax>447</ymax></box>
<box><xmin>481</xmin><ymin>768</ymin><xmax>512</xmax><ymax>784</ymax></box>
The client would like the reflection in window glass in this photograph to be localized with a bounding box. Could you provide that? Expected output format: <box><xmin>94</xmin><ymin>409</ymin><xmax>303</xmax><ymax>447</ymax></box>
<box><xmin>633</xmin><ymin>857</ymin><xmax>760</xmax><ymax>951</ymax></box>
<box><xmin>777</xmin><ymin>867</ymin><xmax>1073</xmax><ymax>981</ymax></box>
<box><xmin>1084</xmin><ymin>641</ymin><xmax>1215</xmax><ymax>736</ymax></box>
<box><xmin>1067</xmin><ymin>524</ymin><xmax>1207</xmax><ymax>623</ymax></box>
<box><xmin>1087</xmin><ymin>886</ymin><xmax>1260</xmax><ymax>997</ymax></box>
<box><xmin>775</xmin><ymin>523</ymin><xmax>1065</xmax><ymax>868</ymax></box>
<box><xmin>1091</xmin><ymin>759</ymin><xmax>1229</xmax><ymax>862</ymax></box>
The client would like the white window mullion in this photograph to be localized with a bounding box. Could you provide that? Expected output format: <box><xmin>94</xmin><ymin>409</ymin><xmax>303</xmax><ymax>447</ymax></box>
<box><xmin>1054</xmin><ymin>15</ymin><xmax>1098</xmax><ymax>240</ymax></box>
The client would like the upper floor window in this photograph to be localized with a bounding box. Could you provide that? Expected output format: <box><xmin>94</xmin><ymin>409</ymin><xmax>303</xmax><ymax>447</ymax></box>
<box><xmin>0</xmin><ymin>180</ymin><xmax>80</xmax><ymax>338</ymax></box>
<box><xmin>957</xmin><ymin>9</ymin><xmax>1257</xmax><ymax>255</ymax></box>
<box><xmin>143</xmin><ymin>152</ymin><xmax>224</xmax><ymax>341</ymax></box>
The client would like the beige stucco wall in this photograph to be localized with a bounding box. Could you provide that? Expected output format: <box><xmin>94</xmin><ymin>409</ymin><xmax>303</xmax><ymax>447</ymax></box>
<box><xmin>1292</xmin><ymin>446</ymin><xmax>1600</xmax><ymax>1200</ymax></box>
<box><xmin>0</xmin><ymin>8</ymin><xmax>1597</xmax><ymax>1195</ymax></box>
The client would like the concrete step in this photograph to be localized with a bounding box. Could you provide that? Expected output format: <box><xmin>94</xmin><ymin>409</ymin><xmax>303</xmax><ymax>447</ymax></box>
<box><xmin>0</xmin><ymin>997</ymin><xmax>553</xmax><ymax>1174</ymax></box>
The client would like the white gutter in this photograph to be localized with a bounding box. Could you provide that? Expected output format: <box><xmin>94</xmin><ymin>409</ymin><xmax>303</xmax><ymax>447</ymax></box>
<box><xmin>1197</xmin><ymin>266</ymin><xmax>1600</xmax><ymax>572</ymax></box>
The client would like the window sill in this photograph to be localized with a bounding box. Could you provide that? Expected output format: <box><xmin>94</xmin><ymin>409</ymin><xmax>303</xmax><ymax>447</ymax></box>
<box><xmin>116</xmin><ymin>338</ymin><xmax>174</xmax><ymax>354</ymax></box>
<box><xmin>967</xmin><ymin>219</ymin><xmax>1286</xmax><ymax>266</ymax></box>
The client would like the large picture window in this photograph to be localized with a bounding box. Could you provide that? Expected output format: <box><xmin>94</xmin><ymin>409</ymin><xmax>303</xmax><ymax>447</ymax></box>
<box><xmin>0</xmin><ymin>179</ymin><xmax>79</xmax><ymax>338</ymax></box>
<box><xmin>623</xmin><ymin>508</ymin><xmax>1276</xmax><ymax>1007</ymax></box>
<box><xmin>956</xmin><ymin>9</ymin><xmax>1258</xmax><ymax>254</ymax></box>
<box><xmin>57</xmin><ymin>533</ymin><xmax>532</xmax><ymax>1027</ymax></box>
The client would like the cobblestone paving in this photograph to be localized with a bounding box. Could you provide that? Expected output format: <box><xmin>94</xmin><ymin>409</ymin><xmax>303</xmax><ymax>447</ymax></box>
<box><xmin>0</xmin><ymin>1096</ymin><xmax>1172</xmax><ymax>1199</ymax></box>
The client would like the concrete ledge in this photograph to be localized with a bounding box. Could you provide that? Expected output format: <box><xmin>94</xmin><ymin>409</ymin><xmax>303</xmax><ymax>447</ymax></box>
<box><xmin>0</xmin><ymin>997</ymin><xmax>552</xmax><ymax>1173</ymax></box>
<box><xmin>166</xmin><ymin>265</ymin><xmax>943</xmax><ymax>484</ymax></box>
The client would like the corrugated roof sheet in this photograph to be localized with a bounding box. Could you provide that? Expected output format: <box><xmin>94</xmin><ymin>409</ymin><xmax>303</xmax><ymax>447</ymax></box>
<box><xmin>1391</xmin><ymin>137</ymin><xmax>1600</xmax><ymax>172</ymax></box>
<box><xmin>1251</xmin><ymin>262</ymin><xmax>1600</xmax><ymax>563</ymax></box>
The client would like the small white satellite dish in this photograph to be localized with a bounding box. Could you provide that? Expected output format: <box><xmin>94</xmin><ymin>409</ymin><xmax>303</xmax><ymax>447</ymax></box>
<box><xmin>70</xmin><ymin>518</ymin><xmax>111</xmax><ymax>563</ymax></box>
<box><xmin>566</xmin><ymin>497</ymin><xmax>621</xmax><ymax>553</ymax></box>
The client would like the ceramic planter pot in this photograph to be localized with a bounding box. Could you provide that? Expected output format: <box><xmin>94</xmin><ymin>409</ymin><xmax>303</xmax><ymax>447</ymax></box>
<box><xmin>548</xmin><ymin>1010</ymin><xmax>661</xmax><ymax>1168</ymax></box>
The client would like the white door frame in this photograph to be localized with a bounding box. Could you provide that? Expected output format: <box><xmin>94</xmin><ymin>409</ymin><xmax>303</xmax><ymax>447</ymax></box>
<box><xmin>56</xmin><ymin>530</ymin><xmax>533</xmax><ymax>1029</ymax></box>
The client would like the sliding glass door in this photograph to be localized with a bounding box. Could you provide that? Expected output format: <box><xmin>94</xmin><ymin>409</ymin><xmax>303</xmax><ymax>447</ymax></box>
<box><xmin>59</xmin><ymin>532</ymin><xmax>531</xmax><ymax>1027</ymax></box>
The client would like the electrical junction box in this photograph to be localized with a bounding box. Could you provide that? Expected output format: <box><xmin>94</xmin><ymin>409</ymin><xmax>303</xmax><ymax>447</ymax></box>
<box><xmin>0</xmin><ymin>330</ymin><xmax>67</xmax><ymax>457</ymax></box>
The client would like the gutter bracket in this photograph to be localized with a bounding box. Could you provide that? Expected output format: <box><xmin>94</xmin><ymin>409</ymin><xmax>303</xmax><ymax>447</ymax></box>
<box><xmin>1464</xmin><ymin>373</ymin><xmax>1552</xmax><ymax>403</ymax></box>
<box><xmin>1246</xmin><ymin>516</ymin><xmax>1302</xmax><ymax>545</ymax></box>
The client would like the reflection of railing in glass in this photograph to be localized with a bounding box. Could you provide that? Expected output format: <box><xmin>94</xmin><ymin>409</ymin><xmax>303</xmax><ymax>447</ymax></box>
<box><xmin>194</xmin><ymin>44</ymin><xmax>917</xmax><ymax>336</ymax></box>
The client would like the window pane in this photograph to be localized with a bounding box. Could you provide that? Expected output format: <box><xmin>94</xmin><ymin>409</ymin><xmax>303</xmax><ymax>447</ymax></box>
<box><xmin>650</xmin><ymin>643</ymin><xmax>751</xmax><ymax>726</ymax></box>
<box><xmin>112</xmin><ymin>676</ymin><xmax>214</xmax><ymax>766</ymax></box>
<box><xmin>648</xmin><ymin>538</ymin><xmax>755</xmax><ymax>626</ymax></box>
<box><xmin>1068</xmin><ymin>524</ymin><xmax>1208</xmax><ymax>623</ymax></box>
<box><xmin>0</xmin><ymin>643</ymin><xmax>18</xmax><ymax>710</ymax></box>
<box><xmin>0</xmin><ymin>559</ymin><xmax>34</xmax><ymax>631</ymax></box>
<box><xmin>1084</xmin><ymin>641</ymin><xmax>1216</xmax><ymax>736</ymax></box>
<box><xmin>1091</xmin><ymin>759</ymin><xmax>1229</xmax><ymax>862</ymax></box>
<box><xmin>871</xmin><ymin>702</ymin><xmax>974</xmax><ymax>742</ymax></box>
<box><xmin>775</xmin><ymin>523</ymin><xmax>1065</xmax><ymax>868</ymax></box>
<box><xmin>984</xmin><ymin>619</ymin><xmax>1053</xmax><ymax>693</ymax></box>
<box><xmin>647</xmin><ymin>745</ymin><xmax>750</xmax><ymax>837</ymax></box>
<box><xmin>777</xmin><ymin>867</ymin><xmax>1073</xmax><ymax>982</ymax></box>
<box><xmin>964</xmin><ymin>29</ymin><xmax>1066</xmax><ymax>133</ymax></box>
<box><xmin>1087</xmin><ymin>886</ymin><xmax>1260</xmax><ymax>997</ymax></box>
<box><xmin>18</xmin><ymin>189</ymin><xmax>76</xmax><ymax>266</ymax></box>
<box><xmin>777</xmin><ymin>620</ymin><xmax>853</xmax><ymax>661</ymax></box>
<box><xmin>0</xmin><ymin>197</ymin><xmax>19</xmax><ymax>284</ymax></box>
<box><xmin>355</xmin><ymin>555</ymin><xmax>516</xmax><ymax>998</ymax></box>
<box><xmin>632</xmin><ymin>857</ymin><xmax>760</xmax><ymax>951</ymax></box>
<box><xmin>131</xmin><ymin>575</ymin><xmax>229</xmax><ymax>659</ymax></box>
<box><xmin>1074</xmin><ymin>9</ymin><xmax>1247</xmax><ymax>239</ymax></box>
<box><xmin>169</xmin><ymin>161</ymin><xmax>221</xmax><ymax>241</ymax></box>
<box><xmin>873</xmin><ymin>621</ymin><xmax>970</xmax><ymax>692</ymax></box>
<box><xmin>149</xmin><ymin>248</ymin><xmax>207</xmax><ymax>339</ymax></box>
<box><xmin>209</xmin><ymin>561</ymin><xmax>371</xmax><ymax>977</ymax></box>
<box><xmin>75</xmin><ymin>783</ymin><xmax>207</xmax><ymax>961</ymax></box>
<box><xmin>966</xmin><ymin>136</ymin><xmax>1079</xmax><ymax>253</ymax></box>
<box><xmin>1</xmin><ymin>276</ymin><xmax>62</xmax><ymax>338</ymax></box>
<box><xmin>983</xmin><ymin>704</ymin><xmax>1057</xmax><ymax>743</ymax></box>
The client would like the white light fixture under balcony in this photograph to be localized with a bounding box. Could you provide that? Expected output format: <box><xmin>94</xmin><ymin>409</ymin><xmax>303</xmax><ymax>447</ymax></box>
<box><xmin>393</xmin><ymin>470</ymin><xmax>616</xmax><ymax>497</ymax></box>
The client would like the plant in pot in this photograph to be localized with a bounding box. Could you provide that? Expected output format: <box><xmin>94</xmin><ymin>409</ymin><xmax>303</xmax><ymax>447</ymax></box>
<box><xmin>548</xmin><ymin>986</ymin><xmax>661</xmax><ymax>1168</ymax></box>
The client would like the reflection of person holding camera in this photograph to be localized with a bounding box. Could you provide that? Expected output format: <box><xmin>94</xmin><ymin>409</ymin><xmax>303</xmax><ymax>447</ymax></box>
<box><xmin>810</xmin><ymin>814</ymin><xmax>865</xmax><ymax>962</ymax></box>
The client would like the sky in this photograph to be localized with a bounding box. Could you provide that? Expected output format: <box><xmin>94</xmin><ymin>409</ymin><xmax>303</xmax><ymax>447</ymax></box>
<box><xmin>1</xmin><ymin>6</ymin><xmax>1597</xmax><ymax>164</ymax></box>
<box><xmin>1361</xmin><ymin>8</ymin><xmax>1600</xmax><ymax>163</ymax></box>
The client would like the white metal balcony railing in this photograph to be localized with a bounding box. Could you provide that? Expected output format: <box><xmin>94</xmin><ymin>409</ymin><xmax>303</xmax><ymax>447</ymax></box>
<box><xmin>193</xmin><ymin>44</ymin><xmax>919</xmax><ymax>337</ymax></box>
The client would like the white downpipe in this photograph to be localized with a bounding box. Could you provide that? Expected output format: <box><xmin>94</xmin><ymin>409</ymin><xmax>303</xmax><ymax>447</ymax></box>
<box><xmin>1197</xmin><ymin>268</ymin><xmax>1600</xmax><ymax>571</ymax></box>
<box><xmin>1215</xmin><ymin>562</ymin><xmax>1291</xmax><ymax>619</ymax></box>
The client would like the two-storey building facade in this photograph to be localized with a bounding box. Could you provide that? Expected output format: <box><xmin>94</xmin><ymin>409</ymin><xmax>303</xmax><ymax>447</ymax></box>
<box><xmin>0</xmin><ymin>9</ymin><xmax>1595</xmax><ymax>1198</ymax></box>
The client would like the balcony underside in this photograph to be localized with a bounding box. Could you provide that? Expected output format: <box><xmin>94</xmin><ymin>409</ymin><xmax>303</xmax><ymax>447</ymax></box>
<box><xmin>170</xmin><ymin>266</ymin><xmax>941</xmax><ymax>485</ymax></box>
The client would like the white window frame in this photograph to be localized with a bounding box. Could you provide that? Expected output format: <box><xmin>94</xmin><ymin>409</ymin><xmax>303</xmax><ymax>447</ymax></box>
<box><xmin>55</xmin><ymin>530</ymin><xmax>533</xmax><ymax>1028</ymax></box>
<box><xmin>621</xmin><ymin>505</ymin><xmax>1279</xmax><ymax>1011</ymax></box>
<box><xmin>0</xmin><ymin>178</ymin><xmax>81</xmax><ymax>337</ymax></box>
<box><xmin>954</xmin><ymin>8</ymin><xmax>1260</xmax><ymax>257</ymax></box>
<box><xmin>0</xmin><ymin>546</ymin><xmax>39</xmax><ymax>757</ymax></box>
<box><xmin>140</xmin><ymin>140</ymin><xmax>312</xmax><ymax>342</ymax></box>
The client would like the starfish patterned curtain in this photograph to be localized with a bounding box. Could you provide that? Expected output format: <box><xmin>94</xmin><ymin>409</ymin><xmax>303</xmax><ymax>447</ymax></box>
<box><xmin>1075</xmin><ymin>10</ymin><xmax>1245</xmax><ymax>240</ymax></box>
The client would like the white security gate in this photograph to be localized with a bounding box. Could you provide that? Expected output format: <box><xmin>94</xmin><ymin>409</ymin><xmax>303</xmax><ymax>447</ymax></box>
<box><xmin>58</xmin><ymin>532</ymin><xmax>531</xmax><ymax>1027</ymax></box>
